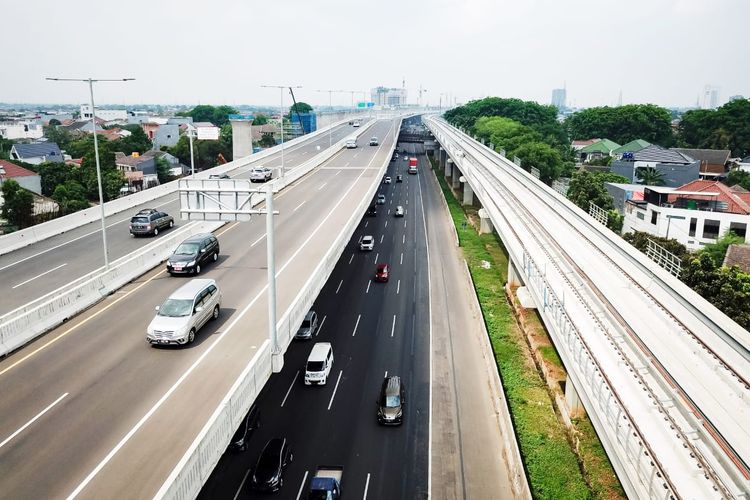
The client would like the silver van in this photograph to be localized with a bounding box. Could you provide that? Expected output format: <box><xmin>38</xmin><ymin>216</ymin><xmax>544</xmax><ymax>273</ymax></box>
<box><xmin>305</xmin><ymin>342</ymin><xmax>333</xmax><ymax>385</ymax></box>
<box><xmin>146</xmin><ymin>278</ymin><xmax>221</xmax><ymax>346</ymax></box>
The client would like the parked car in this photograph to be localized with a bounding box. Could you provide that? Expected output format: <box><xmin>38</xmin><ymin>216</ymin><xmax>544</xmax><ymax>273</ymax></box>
<box><xmin>166</xmin><ymin>233</ymin><xmax>220</xmax><ymax>275</ymax></box>
<box><xmin>360</xmin><ymin>235</ymin><xmax>374</xmax><ymax>251</ymax></box>
<box><xmin>295</xmin><ymin>310</ymin><xmax>319</xmax><ymax>340</ymax></box>
<box><xmin>376</xmin><ymin>194</ymin><xmax>386</xmax><ymax>205</ymax></box>
<box><xmin>249</xmin><ymin>167</ymin><xmax>272</xmax><ymax>183</ymax></box>
<box><xmin>209</xmin><ymin>173</ymin><xmax>230</xmax><ymax>179</ymax></box>
<box><xmin>129</xmin><ymin>209</ymin><xmax>174</xmax><ymax>237</ymax></box>
<box><xmin>146</xmin><ymin>279</ymin><xmax>221</xmax><ymax>346</ymax></box>
<box><xmin>377</xmin><ymin>376</ymin><xmax>405</xmax><ymax>425</ymax></box>
<box><xmin>250</xmin><ymin>438</ymin><xmax>293</xmax><ymax>492</ymax></box>
<box><xmin>369</xmin><ymin>137</ymin><xmax>379</xmax><ymax>146</ymax></box>
<box><xmin>383</xmin><ymin>176</ymin><xmax>392</xmax><ymax>184</ymax></box>
<box><xmin>375</xmin><ymin>263</ymin><xmax>390</xmax><ymax>282</ymax></box>
<box><xmin>345</xmin><ymin>139</ymin><xmax>357</xmax><ymax>149</ymax></box>
<box><xmin>395</xmin><ymin>206</ymin><xmax>404</xmax><ymax>217</ymax></box>
<box><xmin>396</xmin><ymin>175</ymin><xmax>403</xmax><ymax>182</ymax></box>
<box><xmin>229</xmin><ymin>403</ymin><xmax>260</xmax><ymax>452</ymax></box>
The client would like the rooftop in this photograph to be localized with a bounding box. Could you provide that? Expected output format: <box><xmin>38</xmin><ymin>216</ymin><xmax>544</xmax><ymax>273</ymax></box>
<box><xmin>11</xmin><ymin>142</ymin><xmax>63</xmax><ymax>161</ymax></box>
<box><xmin>630</xmin><ymin>144</ymin><xmax>696</xmax><ymax>165</ymax></box>
<box><xmin>0</xmin><ymin>159</ymin><xmax>37</xmax><ymax>178</ymax></box>
<box><xmin>613</xmin><ymin>139</ymin><xmax>651</xmax><ymax>155</ymax></box>
<box><xmin>724</xmin><ymin>244</ymin><xmax>750</xmax><ymax>272</ymax></box>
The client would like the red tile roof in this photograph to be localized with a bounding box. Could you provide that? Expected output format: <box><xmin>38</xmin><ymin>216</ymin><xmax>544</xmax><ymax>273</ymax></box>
<box><xmin>0</xmin><ymin>159</ymin><xmax>37</xmax><ymax>177</ymax></box>
<box><xmin>671</xmin><ymin>180</ymin><xmax>750</xmax><ymax>214</ymax></box>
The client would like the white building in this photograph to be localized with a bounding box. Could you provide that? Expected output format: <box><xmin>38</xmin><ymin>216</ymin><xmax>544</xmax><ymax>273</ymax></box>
<box><xmin>0</xmin><ymin>121</ymin><xmax>44</xmax><ymax>140</ymax></box>
<box><xmin>80</xmin><ymin>104</ymin><xmax>128</xmax><ymax>122</ymax></box>
<box><xmin>370</xmin><ymin>87</ymin><xmax>407</xmax><ymax>107</ymax></box>
<box><xmin>194</xmin><ymin>122</ymin><xmax>220</xmax><ymax>140</ymax></box>
<box><xmin>623</xmin><ymin>180</ymin><xmax>750</xmax><ymax>250</ymax></box>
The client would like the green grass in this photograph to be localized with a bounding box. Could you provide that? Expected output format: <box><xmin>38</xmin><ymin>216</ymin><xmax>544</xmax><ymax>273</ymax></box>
<box><xmin>429</xmin><ymin>158</ymin><xmax>591</xmax><ymax>499</ymax></box>
<box><xmin>538</xmin><ymin>345</ymin><xmax>564</xmax><ymax>369</ymax></box>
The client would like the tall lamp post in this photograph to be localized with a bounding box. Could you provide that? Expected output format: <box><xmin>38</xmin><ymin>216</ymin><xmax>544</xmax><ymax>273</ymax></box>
<box><xmin>185</xmin><ymin>123</ymin><xmax>197</xmax><ymax>178</ymax></box>
<box><xmin>46</xmin><ymin>77</ymin><xmax>134</xmax><ymax>270</ymax></box>
<box><xmin>315</xmin><ymin>89</ymin><xmax>345</xmax><ymax>148</ymax></box>
<box><xmin>261</xmin><ymin>84</ymin><xmax>302</xmax><ymax>178</ymax></box>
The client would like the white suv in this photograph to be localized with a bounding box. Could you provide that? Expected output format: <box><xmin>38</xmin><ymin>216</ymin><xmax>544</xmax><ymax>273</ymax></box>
<box><xmin>249</xmin><ymin>167</ymin><xmax>272</xmax><ymax>183</ymax></box>
<box><xmin>345</xmin><ymin>139</ymin><xmax>357</xmax><ymax>149</ymax></box>
<box><xmin>146</xmin><ymin>279</ymin><xmax>221</xmax><ymax>346</ymax></box>
<box><xmin>360</xmin><ymin>235</ymin><xmax>374</xmax><ymax>251</ymax></box>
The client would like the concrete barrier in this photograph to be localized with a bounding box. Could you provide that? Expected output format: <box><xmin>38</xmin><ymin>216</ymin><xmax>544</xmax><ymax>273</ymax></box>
<box><xmin>156</xmin><ymin>117</ymin><xmax>400</xmax><ymax>500</ymax></box>
<box><xmin>0</xmin><ymin>116</ymin><xmax>358</xmax><ymax>256</ymax></box>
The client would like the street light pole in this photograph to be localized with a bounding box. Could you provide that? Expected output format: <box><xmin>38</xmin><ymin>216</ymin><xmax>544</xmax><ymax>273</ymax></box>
<box><xmin>186</xmin><ymin>123</ymin><xmax>197</xmax><ymax>178</ymax></box>
<box><xmin>315</xmin><ymin>89</ymin><xmax>340</xmax><ymax>148</ymax></box>
<box><xmin>261</xmin><ymin>84</ymin><xmax>302</xmax><ymax>178</ymax></box>
<box><xmin>46</xmin><ymin>76</ymin><xmax>134</xmax><ymax>271</ymax></box>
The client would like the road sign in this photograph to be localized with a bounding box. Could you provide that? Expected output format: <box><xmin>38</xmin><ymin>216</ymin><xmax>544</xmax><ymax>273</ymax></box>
<box><xmin>357</xmin><ymin>102</ymin><xmax>366</xmax><ymax>108</ymax></box>
<box><xmin>178</xmin><ymin>178</ymin><xmax>270</xmax><ymax>221</ymax></box>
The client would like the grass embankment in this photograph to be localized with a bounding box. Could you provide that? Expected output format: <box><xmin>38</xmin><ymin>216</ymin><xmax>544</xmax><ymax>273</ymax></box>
<box><xmin>429</xmin><ymin>157</ymin><xmax>623</xmax><ymax>499</ymax></box>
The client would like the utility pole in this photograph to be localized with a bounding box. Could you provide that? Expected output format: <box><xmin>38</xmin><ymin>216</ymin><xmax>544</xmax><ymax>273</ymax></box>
<box><xmin>261</xmin><ymin>84</ymin><xmax>302</xmax><ymax>177</ymax></box>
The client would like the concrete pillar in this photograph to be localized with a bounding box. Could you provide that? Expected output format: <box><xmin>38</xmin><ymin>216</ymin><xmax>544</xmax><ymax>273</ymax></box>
<box><xmin>507</xmin><ymin>259</ymin><xmax>523</xmax><ymax>287</ymax></box>
<box><xmin>463</xmin><ymin>182</ymin><xmax>474</xmax><ymax>206</ymax></box>
<box><xmin>451</xmin><ymin>163</ymin><xmax>460</xmax><ymax>189</ymax></box>
<box><xmin>565</xmin><ymin>377</ymin><xmax>585</xmax><ymax>416</ymax></box>
<box><xmin>444</xmin><ymin>158</ymin><xmax>453</xmax><ymax>179</ymax></box>
<box><xmin>440</xmin><ymin>148</ymin><xmax>447</xmax><ymax>170</ymax></box>
<box><xmin>230</xmin><ymin>118</ymin><xmax>254</xmax><ymax>160</ymax></box>
<box><xmin>478</xmin><ymin>208</ymin><xmax>493</xmax><ymax>234</ymax></box>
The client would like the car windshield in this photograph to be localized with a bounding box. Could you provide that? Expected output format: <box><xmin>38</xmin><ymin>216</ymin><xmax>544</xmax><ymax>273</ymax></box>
<box><xmin>385</xmin><ymin>395</ymin><xmax>401</xmax><ymax>407</ymax></box>
<box><xmin>307</xmin><ymin>361</ymin><xmax>324</xmax><ymax>371</ymax></box>
<box><xmin>301</xmin><ymin>319</ymin><xmax>311</xmax><ymax>328</ymax></box>
<box><xmin>158</xmin><ymin>299</ymin><xmax>193</xmax><ymax>317</ymax></box>
<box><xmin>131</xmin><ymin>216</ymin><xmax>148</xmax><ymax>223</ymax></box>
<box><xmin>174</xmin><ymin>243</ymin><xmax>199</xmax><ymax>255</ymax></box>
<box><xmin>257</xmin><ymin>447</ymin><xmax>281</xmax><ymax>474</ymax></box>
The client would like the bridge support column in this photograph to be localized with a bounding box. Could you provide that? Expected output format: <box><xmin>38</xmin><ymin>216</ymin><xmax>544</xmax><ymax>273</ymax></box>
<box><xmin>445</xmin><ymin>158</ymin><xmax>453</xmax><ymax>179</ymax></box>
<box><xmin>230</xmin><ymin>118</ymin><xmax>254</xmax><ymax>160</ymax></box>
<box><xmin>508</xmin><ymin>259</ymin><xmax>523</xmax><ymax>287</ymax></box>
<box><xmin>463</xmin><ymin>182</ymin><xmax>474</xmax><ymax>206</ymax></box>
<box><xmin>565</xmin><ymin>377</ymin><xmax>585</xmax><ymax>416</ymax></box>
<box><xmin>440</xmin><ymin>148</ymin><xmax>447</xmax><ymax>170</ymax></box>
<box><xmin>478</xmin><ymin>208</ymin><xmax>493</xmax><ymax>234</ymax></box>
<box><xmin>451</xmin><ymin>164</ymin><xmax>461</xmax><ymax>189</ymax></box>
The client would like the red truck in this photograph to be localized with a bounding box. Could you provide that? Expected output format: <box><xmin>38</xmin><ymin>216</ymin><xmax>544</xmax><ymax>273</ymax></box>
<box><xmin>408</xmin><ymin>157</ymin><xmax>418</xmax><ymax>174</ymax></box>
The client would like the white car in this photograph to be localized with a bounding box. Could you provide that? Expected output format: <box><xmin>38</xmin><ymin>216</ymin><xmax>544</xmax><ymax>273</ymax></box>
<box><xmin>369</xmin><ymin>137</ymin><xmax>379</xmax><ymax>146</ymax></box>
<box><xmin>249</xmin><ymin>167</ymin><xmax>272</xmax><ymax>183</ymax></box>
<box><xmin>353</xmin><ymin>121</ymin><xmax>361</xmax><ymax>128</ymax></box>
<box><xmin>146</xmin><ymin>279</ymin><xmax>221</xmax><ymax>346</ymax></box>
<box><xmin>384</xmin><ymin>176</ymin><xmax>392</xmax><ymax>184</ymax></box>
<box><xmin>360</xmin><ymin>235</ymin><xmax>374</xmax><ymax>251</ymax></box>
<box><xmin>395</xmin><ymin>206</ymin><xmax>404</xmax><ymax>217</ymax></box>
<box><xmin>345</xmin><ymin>139</ymin><xmax>357</xmax><ymax>149</ymax></box>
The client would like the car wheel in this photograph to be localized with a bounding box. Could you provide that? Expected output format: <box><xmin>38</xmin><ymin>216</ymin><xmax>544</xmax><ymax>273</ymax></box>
<box><xmin>187</xmin><ymin>328</ymin><xmax>196</xmax><ymax>344</ymax></box>
<box><xmin>195</xmin><ymin>264</ymin><xmax>201</xmax><ymax>274</ymax></box>
<box><xmin>169</xmin><ymin>220</ymin><xmax>174</xmax><ymax>228</ymax></box>
<box><xmin>212</xmin><ymin>252</ymin><xmax>218</xmax><ymax>262</ymax></box>
<box><xmin>153</xmin><ymin>227</ymin><xmax>159</xmax><ymax>236</ymax></box>
<box><xmin>212</xmin><ymin>305</ymin><xmax>220</xmax><ymax>320</ymax></box>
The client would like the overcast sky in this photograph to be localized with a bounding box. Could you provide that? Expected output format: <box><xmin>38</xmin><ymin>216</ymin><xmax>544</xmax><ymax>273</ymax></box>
<box><xmin>3</xmin><ymin>0</ymin><xmax>748</xmax><ymax>109</ymax></box>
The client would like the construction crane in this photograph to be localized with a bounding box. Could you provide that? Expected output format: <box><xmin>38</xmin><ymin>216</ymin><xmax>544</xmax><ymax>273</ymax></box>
<box><xmin>288</xmin><ymin>87</ymin><xmax>307</xmax><ymax>135</ymax></box>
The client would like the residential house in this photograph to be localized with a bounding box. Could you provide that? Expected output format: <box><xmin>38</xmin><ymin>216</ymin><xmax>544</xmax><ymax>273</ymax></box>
<box><xmin>723</xmin><ymin>244</ymin><xmax>750</xmax><ymax>272</ymax></box>
<box><xmin>115</xmin><ymin>152</ymin><xmax>157</xmax><ymax>190</ymax></box>
<box><xmin>739</xmin><ymin>156</ymin><xmax>750</xmax><ymax>172</ymax></box>
<box><xmin>612</xmin><ymin>139</ymin><xmax>651</xmax><ymax>159</ymax></box>
<box><xmin>0</xmin><ymin>121</ymin><xmax>44</xmax><ymax>140</ymax></box>
<box><xmin>10</xmin><ymin>142</ymin><xmax>64</xmax><ymax>164</ymax></box>
<box><xmin>79</xmin><ymin>104</ymin><xmax>128</xmax><ymax>123</ymax></box>
<box><xmin>0</xmin><ymin>160</ymin><xmax>42</xmax><ymax>194</ymax></box>
<box><xmin>605</xmin><ymin>182</ymin><xmax>646</xmax><ymax>213</ymax></box>
<box><xmin>571</xmin><ymin>139</ymin><xmax>596</xmax><ymax>152</ymax></box>
<box><xmin>193</xmin><ymin>122</ymin><xmax>220</xmax><ymax>140</ymax></box>
<box><xmin>578</xmin><ymin>138</ymin><xmax>621</xmax><ymax>162</ymax></box>
<box><xmin>251</xmin><ymin>124</ymin><xmax>280</xmax><ymax>143</ymax></box>
<box><xmin>611</xmin><ymin>145</ymin><xmax>699</xmax><ymax>187</ymax></box>
<box><xmin>671</xmin><ymin>148</ymin><xmax>730</xmax><ymax>180</ymax></box>
<box><xmin>142</xmin><ymin>150</ymin><xmax>187</xmax><ymax>176</ymax></box>
<box><xmin>623</xmin><ymin>180</ymin><xmax>750</xmax><ymax>250</ymax></box>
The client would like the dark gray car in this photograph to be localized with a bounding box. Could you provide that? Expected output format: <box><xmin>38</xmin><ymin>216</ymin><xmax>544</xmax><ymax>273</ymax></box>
<box><xmin>166</xmin><ymin>233</ymin><xmax>220</xmax><ymax>275</ymax></box>
<box><xmin>129</xmin><ymin>209</ymin><xmax>174</xmax><ymax>236</ymax></box>
<box><xmin>377</xmin><ymin>376</ymin><xmax>405</xmax><ymax>425</ymax></box>
<box><xmin>229</xmin><ymin>403</ymin><xmax>260</xmax><ymax>452</ymax></box>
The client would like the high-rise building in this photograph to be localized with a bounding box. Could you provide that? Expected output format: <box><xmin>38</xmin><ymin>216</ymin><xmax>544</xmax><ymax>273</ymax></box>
<box><xmin>551</xmin><ymin>88</ymin><xmax>566</xmax><ymax>109</ymax></box>
<box><xmin>701</xmin><ymin>85</ymin><xmax>721</xmax><ymax>109</ymax></box>
<box><xmin>370</xmin><ymin>86</ymin><xmax>407</xmax><ymax>107</ymax></box>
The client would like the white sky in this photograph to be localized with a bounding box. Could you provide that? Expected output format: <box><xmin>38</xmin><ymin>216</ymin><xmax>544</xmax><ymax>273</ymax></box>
<box><xmin>3</xmin><ymin>0</ymin><xmax>748</xmax><ymax>108</ymax></box>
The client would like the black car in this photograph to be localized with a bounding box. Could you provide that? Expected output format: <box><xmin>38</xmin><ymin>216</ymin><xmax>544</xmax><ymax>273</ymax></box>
<box><xmin>229</xmin><ymin>403</ymin><xmax>260</xmax><ymax>452</ymax></box>
<box><xmin>166</xmin><ymin>233</ymin><xmax>220</xmax><ymax>275</ymax></box>
<box><xmin>396</xmin><ymin>175</ymin><xmax>403</xmax><ymax>182</ymax></box>
<box><xmin>366</xmin><ymin>205</ymin><xmax>377</xmax><ymax>217</ymax></box>
<box><xmin>129</xmin><ymin>209</ymin><xmax>174</xmax><ymax>236</ymax></box>
<box><xmin>377</xmin><ymin>376</ymin><xmax>405</xmax><ymax>425</ymax></box>
<box><xmin>251</xmin><ymin>438</ymin><xmax>293</xmax><ymax>492</ymax></box>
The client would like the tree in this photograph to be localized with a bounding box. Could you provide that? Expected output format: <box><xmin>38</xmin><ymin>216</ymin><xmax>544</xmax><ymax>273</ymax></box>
<box><xmin>701</xmin><ymin>231</ymin><xmax>745</xmax><ymax>267</ymax></box>
<box><xmin>513</xmin><ymin>141</ymin><xmax>564</xmax><ymax>183</ymax></box>
<box><xmin>177</xmin><ymin>105</ymin><xmax>238</xmax><ymax>127</ymax></box>
<box><xmin>622</xmin><ymin>230</ymin><xmax>688</xmax><ymax>257</ymax></box>
<box><xmin>289</xmin><ymin>102</ymin><xmax>313</xmax><ymax>115</ymax></box>
<box><xmin>0</xmin><ymin>179</ymin><xmax>34</xmax><ymax>228</ymax></box>
<box><xmin>37</xmin><ymin>161</ymin><xmax>73</xmax><ymax>196</ymax></box>
<box><xmin>566</xmin><ymin>170</ymin><xmax>628</xmax><ymax>211</ymax></box>
<box><xmin>678</xmin><ymin>99</ymin><xmax>750</xmax><ymax>157</ymax></box>
<box><xmin>112</xmin><ymin>125</ymin><xmax>152</xmax><ymax>155</ymax></box>
<box><xmin>259</xmin><ymin>134</ymin><xmax>276</xmax><ymax>148</ymax></box>
<box><xmin>0</xmin><ymin>137</ymin><xmax>13</xmax><ymax>159</ymax></box>
<box><xmin>48</xmin><ymin>118</ymin><xmax>61</xmax><ymax>126</ymax></box>
<box><xmin>155</xmin><ymin>157</ymin><xmax>173</xmax><ymax>184</ymax></box>
<box><xmin>52</xmin><ymin>180</ymin><xmax>90</xmax><ymax>214</ymax></box>
<box><xmin>253</xmin><ymin>114</ymin><xmax>269</xmax><ymax>125</ymax></box>
<box><xmin>43</xmin><ymin>125</ymin><xmax>72</xmax><ymax>151</ymax></box>
<box><xmin>564</xmin><ymin>104</ymin><xmax>674</xmax><ymax>146</ymax></box>
<box><xmin>636</xmin><ymin>166</ymin><xmax>665</xmax><ymax>186</ymax></box>
<box><xmin>725</xmin><ymin>170</ymin><xmax>750</xmax><ymax>191</ymax></box>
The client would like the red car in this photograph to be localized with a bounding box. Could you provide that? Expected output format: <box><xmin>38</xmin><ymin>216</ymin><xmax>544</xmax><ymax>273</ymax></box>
<box><xmin>375</xmin><ymin>263</ymin><xmax>389</xmax><ymax>282</ymax></box>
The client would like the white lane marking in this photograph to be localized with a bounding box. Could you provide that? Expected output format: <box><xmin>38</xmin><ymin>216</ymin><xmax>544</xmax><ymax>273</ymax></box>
<box><xmin>281</xmin><ymin>371</ymin><xmax>300</xmax><ymax>407</ymax></box>
<box><xmin>336</xmin><ymin>280</ymin><xmax>343</xmax><ymax>294</ymax></box>
<box><xmin>0</xmin><ymin>392</ymin><xmax>69</xmax><ymax>450</ymax></box>
<box><xmin>404</xmin><ymin>220</ymin><xmax>407</xmax><ymax>228</ymax></box>
<box><xmin>295</xmin><ymin>471</ymin><xmax>309</xmax><ymax>500</ymax></box>
<box><xmin>365</xmin><ymin>280</ymin><xmax>371</xmax><ymax>294</ymax></box>
<box><xmin>402</xmin><ymin>234</ymin><xmax>405</xmax><ymax>244</ymax></box>
<box><xmin>348</xmin><ymin>254</ymin><xmax>354</xmax><ymax>265</ymax></box>
<box><xmin>374</xmin><ymin>252</ymin><xmax>379</xmax><ymax>263</ymax></box>
<box><xmin>0</xmin><ymin>198</ymin><xmax>177</xmax><ymax>272</ymax></box>
<box><xmin>353</xmin><ymin>153</ymin><xmax>359</xmax><ymax>159</ymax></box>
<box><xmin>397</xmin><ymin>280</ymin><xmax>400</xmax><ymax>294</ymax></box>
<box><xmin>363</xmin><ymin>473</ymin><xmax>371</xmax><ymax>499</ymax></box>
<box><xmin>344</xmin><ymin>162</ymin><xmax>350</xmax><ymax>167</ymax></box>
<box><xmin>390</xmin><ymin>315</ymin><xmax>396</xmax><ymax>337</ymax></box>
<box><xmin>384</xmin><ymin>221</ymin><xmax>388</xmax><ymax>228</ymax></box>
<box><xmin>352</xmin><ymin>314</ymin><xmax>361</xmax><ymax>336</ymax></box>
<box><xmin>293</xmin><ymin>201</ymin><xmax>306</xmax><ymax>212</ymax></box>
<box><xmin>317</xmin><ymin>315</ymin><xmax>326</xmax><ymax>336</ymax></box>
<box><xmin>384</xmin><ymin>370</ymin><xmax>388</xmax><ymax>378</ymax></box>
<box><xmin>250</xmin><ymin>232</ymin><xmax>267</xmax><ymax>247</ymax></box>
<box><xmin>334</xmin><ymin>170</ymin><xmax>342</xmax><ymax>176</ymax></box>
<box><xmin>406</xmin><ymin>199</ymin><xmax>409</xmax><ymax>205</ymax></box>
<box><xmin>365</xmin><ymin>221</ymin><xmax>369</xmax><ymax>228</ymax></box>
<box><xmin>318</xmin><ymin>182</ymin><xmax>327</xmax><ymax>190</ymax></box>
<box><xmin>12</xmin><ymin>263</ymin><xmax>68</xmax><ymax>289</ymax></box>
<box><xmin>400</xmin><ymin>252</ymin><xmax>403</xmax><ymax>265</ymax></box>
<box><xmin>327</xmin><ymin>370</ymin><xmax>344</xmax><ymax>410</ymax></box>
<box><xmin>387</xmin><ymin>209</ymin><xmax>390</xmax><ymax>215</ymax></box>
<box><xmin>380</xmin><ymin>235</ymin><xmax>384</xmax><ymax>244</ymax></box>
<box><xmin>233</xmin><ymin>468</ymin><xmax>251</xmax><ymax>500</ymax></box>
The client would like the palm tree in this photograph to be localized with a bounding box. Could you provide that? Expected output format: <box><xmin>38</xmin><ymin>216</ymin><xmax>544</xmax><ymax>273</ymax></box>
<box><xmin>636</xmin><ymin>166</ymin><xmax>665</xmax><ymax>186</ymax></box>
